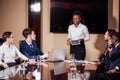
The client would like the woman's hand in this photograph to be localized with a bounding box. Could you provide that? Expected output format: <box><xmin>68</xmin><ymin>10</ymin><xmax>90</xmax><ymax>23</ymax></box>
<box><xmin>2</xmin><ymin>63</ymin><xmax>9</xmax><ymax>69</ymax></box>
<box><xmin>78</xmin><ymin>39</ymin><xmax>84</xmax><ymax>43</ymax></box>
<box><xmin>67</xmin><ymin>38</ymin><xmax>71</xmax><ymax>45</ymax></box>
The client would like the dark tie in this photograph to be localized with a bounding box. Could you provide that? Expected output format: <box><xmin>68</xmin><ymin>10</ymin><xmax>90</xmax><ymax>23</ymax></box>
<box><xmin>30</xmin><ymin>44</ymin><xmax>38</xmax><ymax>56</ymax></box>
<box><xmin>30</xmin><ymin>44</ymin><xmax>33</xmax><ymax>48</ymax></box>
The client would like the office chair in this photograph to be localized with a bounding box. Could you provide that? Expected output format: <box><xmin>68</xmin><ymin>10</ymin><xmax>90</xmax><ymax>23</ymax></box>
<box><xmin>0</xmin><ymin>38</ymin><xmax>4</xmax><ymax>46</ymax></box>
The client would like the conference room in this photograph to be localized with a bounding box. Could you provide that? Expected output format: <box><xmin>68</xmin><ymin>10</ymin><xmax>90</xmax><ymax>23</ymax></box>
<box><xmin>0</xmin><ymin>0</ymin><xmax>120</xmax><ymax>80</ymax></box>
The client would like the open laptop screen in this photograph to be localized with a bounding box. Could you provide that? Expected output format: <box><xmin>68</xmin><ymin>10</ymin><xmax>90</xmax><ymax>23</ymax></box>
<box><xmin>53</xmin><ymin>49</ymin><xmax>66</xmax><ymax>61</ymax></box>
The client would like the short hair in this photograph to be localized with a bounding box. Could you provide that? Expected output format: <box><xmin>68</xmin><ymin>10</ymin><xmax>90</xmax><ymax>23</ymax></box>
<box><xmin>22</xmin><ymin>28</ymin><xmax>32</xmax><ymax>38</ymax></box>
<box><xmin>107</xmin><ymin>29</ymin><xmax>116</xmax><ymax>38</ymax></box>
<box><xmin>112</xmin><ymin>32</ymin><xmax>120</xmax><ymax>42</ymax></box>
<box><xmin>2</xmin><ymin>31</ymin><xmax>12</xmax><ymax>42</ymax></box>
<box><xmin>71</xmin><ymin>10</ymin><xmax>85</xmax><ymax>24</ymax></box>
<box><xmin>73</xmin><ymin>10</ymin><xmax>82</xmax><ymax>17</ymax></box>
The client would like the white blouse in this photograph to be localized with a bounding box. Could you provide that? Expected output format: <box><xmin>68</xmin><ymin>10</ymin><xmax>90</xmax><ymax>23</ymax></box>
<box><xmin>68</xmin><ymin>23</ymin><xmax>90</xmax><ymax>42</ymax></box>
<box><xmin>0</xmin><ymin>43</ymin><xmax>28</xmax><ymax>64</ymax></box>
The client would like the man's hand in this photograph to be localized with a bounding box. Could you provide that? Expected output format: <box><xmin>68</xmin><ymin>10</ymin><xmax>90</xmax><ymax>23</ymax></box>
<box><xmin>107</xmin><ymin>47</ymin><xmax>113</xmax><ymax>53</ymax></box>
<box><xmin>97</xmin><ymin>61</ymin><xmax>101</xmax><ymax>65</ymax></box>
<box><xmin>107</xmin><ymin>40</ymin><xmax>114</xmax><ymax>53</ymax></box>
<box><xmin>93</xmin><ymin>59</ymin><xmax>101</xmax><ymax>65</ymax></box>
<box><xmin>2</xmin><ymin>63</ymin><xmax>9</xmax><ymax>69</ymax></box>
<box><xmin>107</xmin><ymin>69</ymin><xmax>117</xmax><ymax>74</ymax></box>
<box><xmin>40</xmin><ymin>53</ymin><xmax>48</xmax><ymax>59</ymax></box>
<box><xmin>29</xmin><ymin>59</ymin><xmax>35</xmax><ymax>64</ymax></box>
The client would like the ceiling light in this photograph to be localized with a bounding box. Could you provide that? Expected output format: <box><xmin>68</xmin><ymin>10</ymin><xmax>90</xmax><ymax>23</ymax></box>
<box><xmin>30</xmin><ymin>2</ymin><xmax>41</xmax><ymax>12</ymax></box>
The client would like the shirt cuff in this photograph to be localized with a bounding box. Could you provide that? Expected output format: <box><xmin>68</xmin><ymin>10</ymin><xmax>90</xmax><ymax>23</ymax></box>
<box><xmin>115</xmin><ymin>66</ymin><xmax>119</xmax><ymax>70</ymax></box>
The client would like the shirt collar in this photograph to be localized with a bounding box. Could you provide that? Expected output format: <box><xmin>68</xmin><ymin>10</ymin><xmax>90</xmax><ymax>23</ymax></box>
<box><xmin>115</xmin><ymin>43</ymin><xmax>120</xmax><ymax>48</ymax></box>
<box><xmin>73</xmin><ymin>23</ymin><xmax>81</xmax><ymax>28</ymax></box>
<box><xmin>26</xmin><ymin>41</ymin><xmax>32</xmax><ymax>45</ymax></box>
<box><xmin>3</xmin><ymin>43</ymin><xmax>12</xmax><ymax>48</ymax></box>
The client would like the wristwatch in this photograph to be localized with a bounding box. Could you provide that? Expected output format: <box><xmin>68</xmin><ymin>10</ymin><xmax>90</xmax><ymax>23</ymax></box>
<box><xmin>115</xmin><ymin>66</ymin><xmax>119</xmax><ymax>70</ymax></box>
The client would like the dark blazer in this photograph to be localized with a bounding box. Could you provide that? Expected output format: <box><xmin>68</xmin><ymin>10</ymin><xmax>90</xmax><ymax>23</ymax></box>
<box><xmin>20</xmin><ymin>41</ymin><xmax>44</xmax><ymax>60</ymax></box>
<box><xmin>109</xmin><ymin>44</ymin><xmax>120</xmax><ymax>70</ymax></box>
<box><xmin>99</xmin><ymin>45</ymin><xmax>108</xmax><ymax>63</ymax></box>
<box><xmin>96</xmin><ymin>45</ymin><xmax>110</xmax><ymax>73</ymax></box>
<box><xmin>93</xmin><ymin>44</ymin><xmax>120</xmax><ymax>80</ymax></box>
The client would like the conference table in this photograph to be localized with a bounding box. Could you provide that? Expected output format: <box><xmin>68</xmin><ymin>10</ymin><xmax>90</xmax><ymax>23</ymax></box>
<box><xmin>0</xmin><ymin>60</ymin><xmax>97</xmax><ymax>80</ymax></box>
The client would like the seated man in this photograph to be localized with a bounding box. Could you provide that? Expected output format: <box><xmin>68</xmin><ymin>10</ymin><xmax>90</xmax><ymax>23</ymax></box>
<box><xmin>0</xmin><ymin>31</ymin><xmax>29</xmax><ymax>71</ymax></box>
<box><xmin>96</xmin><ymin>29</ymin><xmax>116</xmax><ymax>73</ymax></box>
<box><xmin>20</xmin><ymin>28</ymin><xmax>47</xmax><ymax>60</ymax></box>
<box><xmin>93</xmin><ymin>32</ymin><xmax>120</xmax><ymax>80</ymax></box>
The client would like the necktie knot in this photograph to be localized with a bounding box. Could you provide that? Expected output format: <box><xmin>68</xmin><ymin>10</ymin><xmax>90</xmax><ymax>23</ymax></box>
<box><xmin>29</xmin><ymin>44</ymin><xmax>38</xmax><ymax>55</ymax></box>
<box><xmin>30</xmin><ymin>44</ymin><xmax>33</xmax><ymax>48</ymax></box>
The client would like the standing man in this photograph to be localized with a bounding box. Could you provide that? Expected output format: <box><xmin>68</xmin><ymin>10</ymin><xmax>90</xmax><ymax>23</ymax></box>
<box><xmin>20</xmin><ymin>28</ymin><xmax>47</xmax><ymax>60</ymax></box>
<box><xmin>67</xmin><ymin>10</ymin><xmax>90</xmax><ymax>60</ymax></box>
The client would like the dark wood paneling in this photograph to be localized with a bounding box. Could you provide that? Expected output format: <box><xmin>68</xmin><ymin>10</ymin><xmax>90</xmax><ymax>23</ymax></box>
<box><xmin>28</xmin><ymin>0</ymin><xmax>41</xmax><ymax>49</ymax></box>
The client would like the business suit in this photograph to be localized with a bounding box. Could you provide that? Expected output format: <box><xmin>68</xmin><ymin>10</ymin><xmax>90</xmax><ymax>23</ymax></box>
<box><xmin>109</xmin><ymin>44</ymin><xmax>120</xmax><ymax>70</ymax></box>
<box><xmin>20</xmin><ymin>41</ymin><xmax>43</xmax><ymax>60</ymax></box>
<box><xmin>99</xmin><ymin>45</ymin><xmax>108</xmax><ymax>62</ymax></box>
<box><xmin>96</xmin><ymin>45</ymin><xmax>110</xmax><ymax>73</ymax></box>
<box><xmin>93</xmin><ymin>44</ymin><xmax>120</xmax><ymax>80</ymax></box>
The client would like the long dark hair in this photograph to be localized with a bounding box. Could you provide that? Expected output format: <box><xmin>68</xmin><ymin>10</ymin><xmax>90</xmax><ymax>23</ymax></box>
<box><xmin>2</xmin><ymin>31</ymin><xmax>12</xmax><ymax>42</ymax></box>
<box><xmin>69</xmin><ymin>10</ymin><xmax>85</xmax><ymax>25</ymax></box>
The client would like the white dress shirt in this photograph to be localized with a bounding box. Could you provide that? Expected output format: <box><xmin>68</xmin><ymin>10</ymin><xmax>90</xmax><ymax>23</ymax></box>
<box><xmin>0</xmin><ymin>43</ymin><xmax>28</xmax><ymax>65</ymax></box>
<box><xmin>68</xmin><ymin>23</ymin><xmax>90</xmax><ymax>42</ymax></box>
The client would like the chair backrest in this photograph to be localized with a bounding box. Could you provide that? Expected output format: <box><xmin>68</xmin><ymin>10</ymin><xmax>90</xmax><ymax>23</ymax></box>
<box><xmin>0</xmin><ymin>38</ymin><xmax>4</xmax><ymax>46</ymax></box>
<box><xmin>19</xmin><ymin>40</ymin><xmax>25</xmax><ymax>45</ymax></box>
<box><xmin>19</xmin><ymin>40</ymin><xmax>25</xmax><ymax>49</ymax></box>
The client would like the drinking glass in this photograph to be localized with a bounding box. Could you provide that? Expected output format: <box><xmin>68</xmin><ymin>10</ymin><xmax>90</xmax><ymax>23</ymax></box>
<box><xmin>20</xmin><ymin>61</ymin><xmax>26</xmax><ymax>77</ymax></box>
<box><xmin>37</xmin><ymin>55</ymin><xmax>41</xmax><ymax>72</ymax></box>
<box><xmin>70</xmin><ymin>54</ymin><xmax>76</xmax><ymax>64</ymax></box>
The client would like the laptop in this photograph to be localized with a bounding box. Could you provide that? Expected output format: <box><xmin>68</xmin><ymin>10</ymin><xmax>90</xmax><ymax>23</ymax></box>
<box><xmin>45</xmin><ymin>49</ymin><xmax>66</xmax><ymax>62</ymax></box>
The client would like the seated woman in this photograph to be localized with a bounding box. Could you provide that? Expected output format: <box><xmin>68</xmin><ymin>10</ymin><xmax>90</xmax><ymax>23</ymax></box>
<box><xmin>0</xmin><ymin>31</ymin><xmax>30</xmax><ymax>70</ymax></box>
